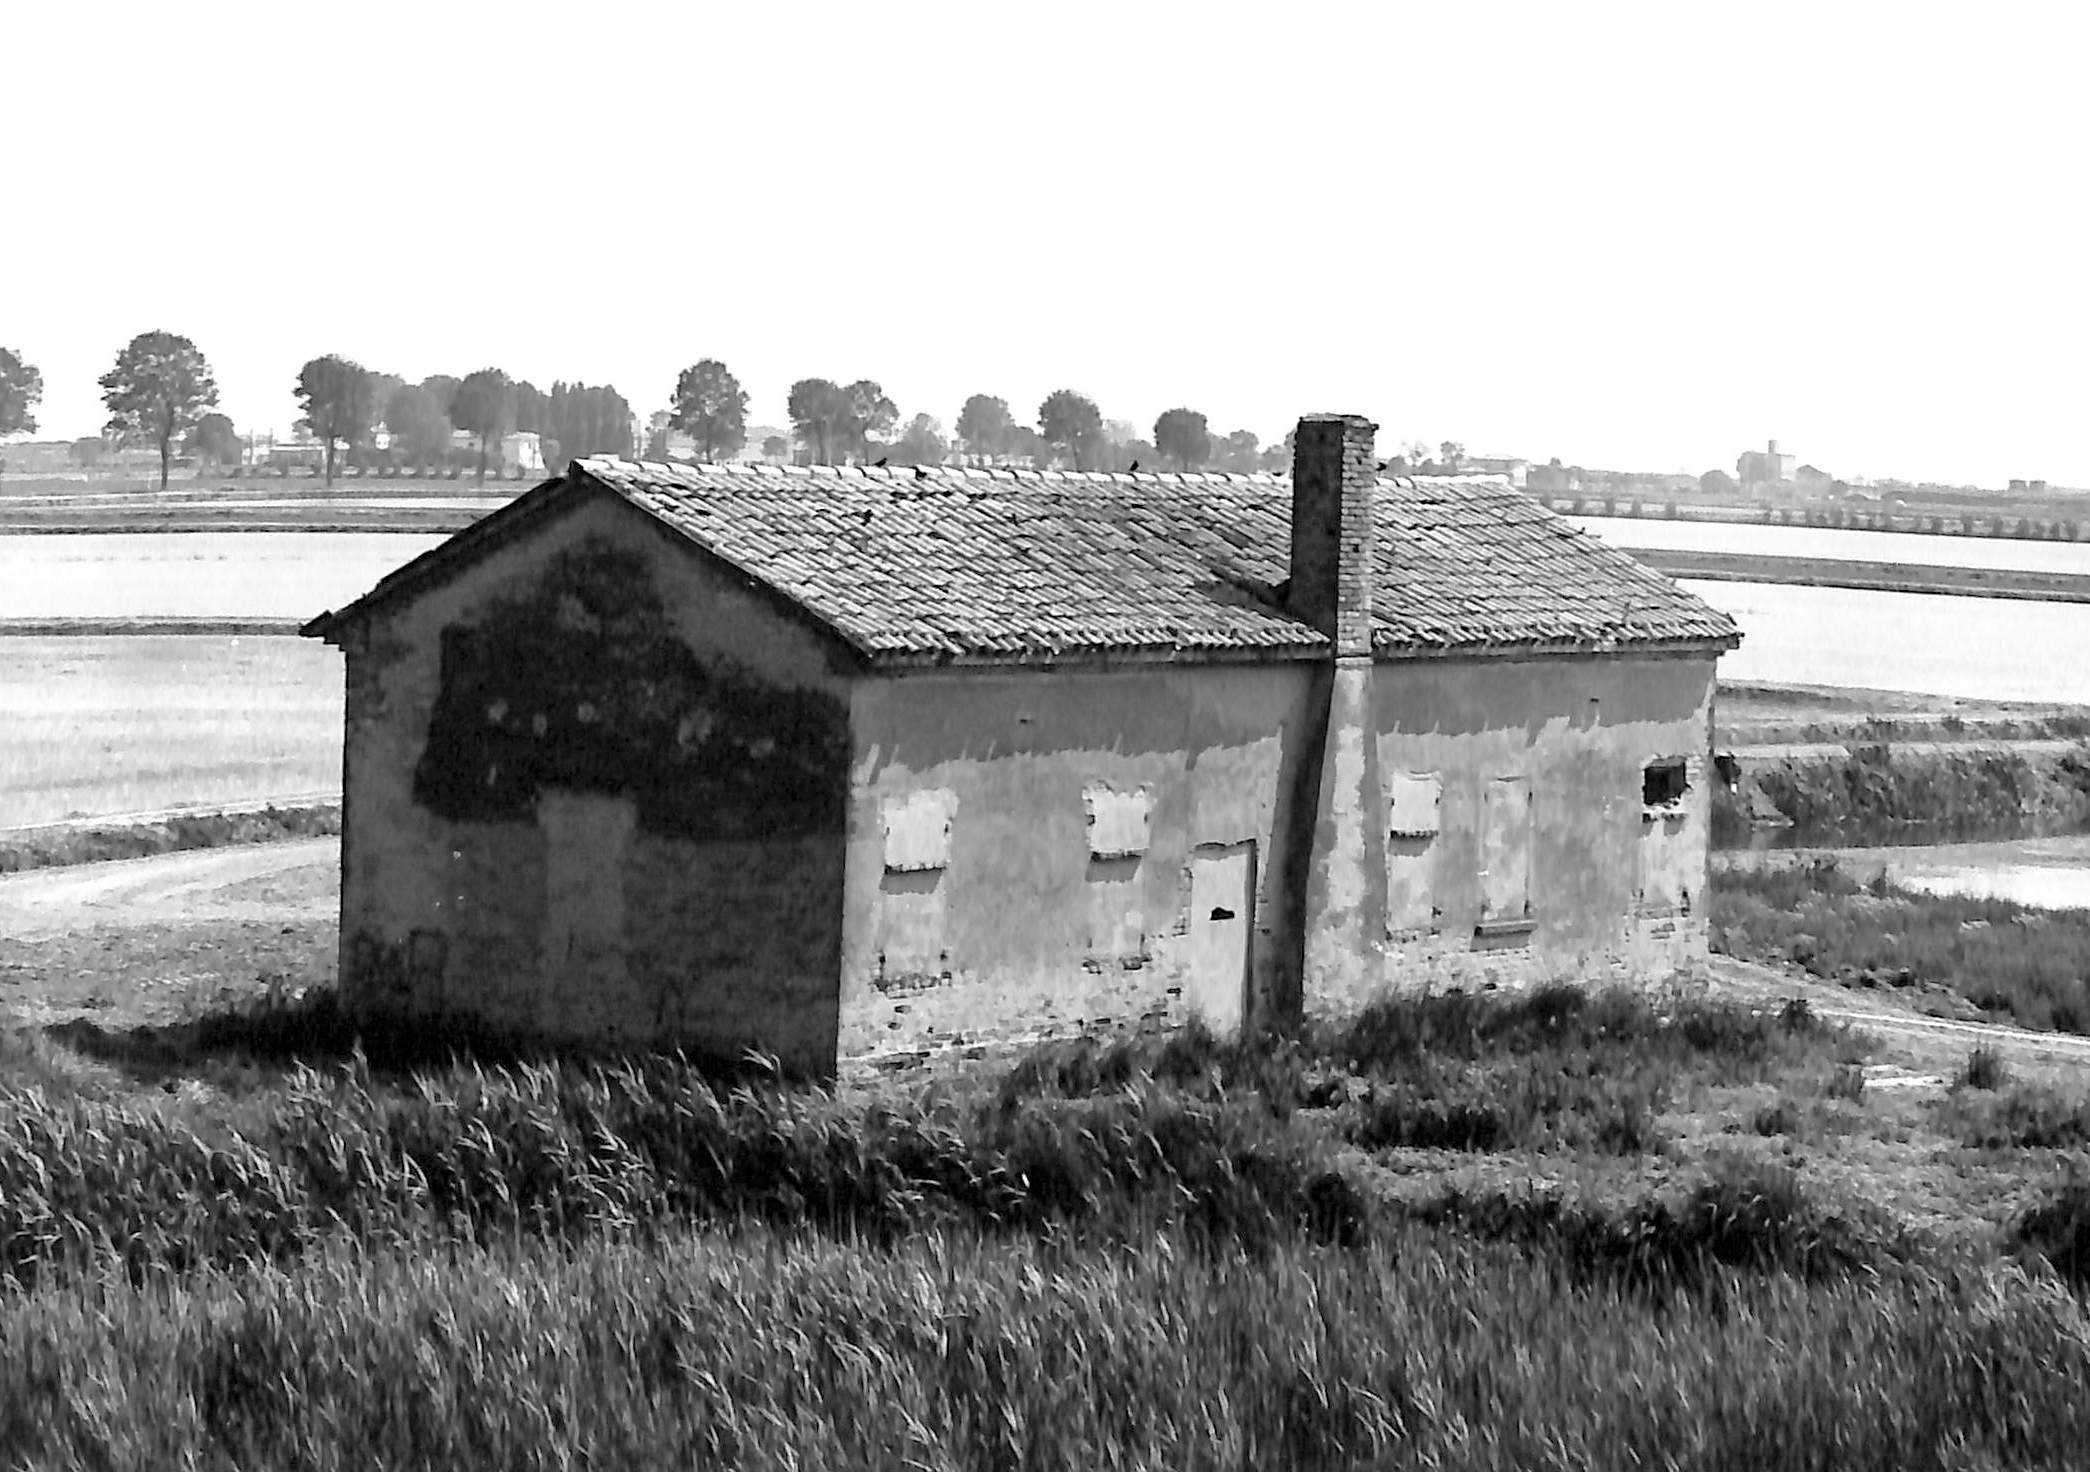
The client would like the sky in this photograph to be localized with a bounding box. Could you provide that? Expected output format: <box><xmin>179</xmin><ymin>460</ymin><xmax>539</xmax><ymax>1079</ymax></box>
<box><xmin>7</xmin><ymin>1</ymin><xmax>2089</xmax><ymax>488</ymax></box>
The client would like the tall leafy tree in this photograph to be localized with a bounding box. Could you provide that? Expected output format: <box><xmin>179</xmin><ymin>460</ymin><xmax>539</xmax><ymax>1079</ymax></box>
<box><xmin>544</xmin><ymin>382</ymin><xmax>633</xmax><ymax>471</ymax></box>
<box><xmin>183</xmin><ymin>412</ymin><xmax>242</xmax><ymax>467</ymax></box>
<box><xmin>293</xmin><ymin>354</ymin><xmax>378</xmax><ymax>486</ymax></box>
<box><xmin>420</xmin><ymin>374</ymin><xmax>463</xmax><ymax>418</ymax></box>
<box><xmin>0</xmin><ymin>346</ymin><xmax>42</xmax><ymax>437</ymax></box>
<box><xmin>99</xmin><ymin>330</ymin><xmax>219</xmax><ymax>491</ymax></box>
<box><xmin>786</xmin><ymin>378</ymin><xmax>851</xmax><ymax>465</ymax></box>
<box><xmin>955</xmin><ymin>394</ymin><xmax>1012</xmax><ymax>460</ymax></box>
<box><xmin>513</xmin><ymin>380</ymin><xmax>549</xmax><ymax>437</ymax></box>
<box><xmin>384</xmin><ymin>384</ymin><xmax>452</xmax><ymax>463</ymax></box>
<box><xmin>845</xmin><ymin>380</ymin><xmax>897</xmax><ymax>462</ymax></box>
<box><xmin>890</xmin><ymin>413</ymin><xmax>947</xmax><ymax>467</ymax></box>
<box><xmin>1153</xmin><ymin>408</ymin><xmax>1212</xmax><ymax>471</ymax></box>
<box><xmin>1217</xmin><ymin>429</ymin><xmax>1259</xmax><ymax>472</ymax></box>
<box><xmin>671</xmin><ymin>360</ymin><xmax>749</xmax><ymax>462</ymax></box>
<box><xmin>451</xmin><ymin>368</ymin><xmax>516</xmax><ymax>485</ymax></box>
<box><xmin>1037</xmin><ymin>389</ymin><xmax>1103</xmax><ymax>471</ymax></box>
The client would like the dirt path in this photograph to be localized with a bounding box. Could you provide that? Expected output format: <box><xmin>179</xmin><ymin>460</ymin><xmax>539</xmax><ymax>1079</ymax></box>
<box><xmin>0</xmin><ymin>838</ymin><xmax>338</xmax><ymax>940</ymax></box>
<box><xmin>1699</xmin><ymin>954</ymin><xmax>2090</xmax><ymax>1087</ymax></box>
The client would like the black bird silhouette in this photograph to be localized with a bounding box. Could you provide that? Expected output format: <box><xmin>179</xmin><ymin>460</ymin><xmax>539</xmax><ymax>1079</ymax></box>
<box><xmin>874</xmin><ymin>456</ymin><xmax>889</xmax><ymax>468</ymax></box>
<box><xmin>1128</xmin><ymin>459</ymin><xmax>1140</xmax><ymax>472</ymax></box>
<box><xmin>1377</xmin><ymin>460</ymin><xmax>1388</xmax><ymax>471</ymax></box>
<box><xmin>913</xmin><ymin>464</ymin><xmax>929</xmax><ymax>481</ymax></box>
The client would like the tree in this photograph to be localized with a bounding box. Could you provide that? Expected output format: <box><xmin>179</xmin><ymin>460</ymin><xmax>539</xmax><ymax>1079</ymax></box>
<box><xmin>384</xmin><ymin>384</ymin><xmax>452</xmax><ymax>464</ymax></box>
<box><xmin>420</xmin><ymin>374</ymin><xmax>462</xmax><ymax>417</ymax></box>
<box><xmin>184</xmin><ymin>412</ymin><xmax>242</xmax><ymax>467</ymax></box>
<box><xmin>1215</xmin><ymin>429</ymin><xmax>1259</xmax><ymax>473</ymax></box>
<box><xmin>891</xmin><ymin>413</ymin><xmax>947</xmax><ymax>467</ymax></box>
<box><xmin>0</xmin><ymin>346</ymin><xmax>42</xmax><ymax>438</ymax></box>
<box><xmin>1037</xmin><ymin>389</ymin><xmax>1104</xmax><ymax>470</ymax></box>
<box><xmin>761</xmin><ymin>434</ymin><xmax>789</xmax><ymax>462</ymax></box>
<box><xmin>671</xmin><ymin>359</ymin><xmax>749</xmax><ymax>462</ymax></box>
<box><xmin>293</xmin><ymin>355</ymin><xmax>378</xmax><ymax>486</ymax></box>
<box><xmin>844</xmin><ymin>380</ymin><xmax>897</xmax><ymax>462</ymax></box>
<box><xmin>99</xmin><ymin>330</ymin><xmax>219</xmax><ymax>491</ymax></box>
<box><xmin>1700</xmin><ymin>468</ymin><xmax>1739</xmax><ymax>498</ymax></box>
<box><xmin>512</xmin><ymin>380</ymin><xmax>548</xmax><ymax>437</ymax></box>
<box><xmin>1153</xmin><ymin>408</ymin><xmax>1212</xmax><ymax>470</ymax></box>
<box><xmin>955</xmin><ymin>394</ymin><xmax>1013</xmax><ymax>461</ymax></box>
<box><xmin>543</xmin><ymin>382</ymin><xmax>633</xmax><ymax>471</ymax></box>
<box><xmin>786</xmin><ymin>378</ymin><xmax>852</xmax><ymax>464</ymax></box>
<box><xmin>451</xmin><ymin>368</ymin><xmax>516</xmax><ymax>485</ymax></box>
<box><xmin>1438</xmin><ymin>441</ymin><xmax>1465</xmax><ymax>471</ymax></box>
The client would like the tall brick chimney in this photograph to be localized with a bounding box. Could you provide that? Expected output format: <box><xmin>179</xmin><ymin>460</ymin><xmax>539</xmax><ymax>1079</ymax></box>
<box><xmin>1286</xmin><ymin>413</ymin><xmax>1386</xmax><ymax>1018</ymax></box>
<box><xmin>1289</xmin><ymin>414</ymin><xmax>1379</xmax><ymax>655</ymax></box>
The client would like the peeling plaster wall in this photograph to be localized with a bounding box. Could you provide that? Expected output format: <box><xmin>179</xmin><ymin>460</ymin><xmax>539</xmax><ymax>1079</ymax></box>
<box><xmin>335</xmin><ymin>492</ymin><xmax>854</xmax><ymax>1074</ymax></box>
<box><xmin>1309</xmin><ymin>651</ymin><xmax>1719</xmax><ymax>1013</ymax></box>
<box><xmin>839</xmin><ymin>665</ymin><xmax>1320</xmax><ymax>1058</ymax></box>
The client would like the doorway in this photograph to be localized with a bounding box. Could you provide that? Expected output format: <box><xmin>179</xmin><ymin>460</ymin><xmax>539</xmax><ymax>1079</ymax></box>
<box><xmin>1187</xmin><ymin>841</ymin><xmax>1255</xmax><ymax>1035</ymax></box>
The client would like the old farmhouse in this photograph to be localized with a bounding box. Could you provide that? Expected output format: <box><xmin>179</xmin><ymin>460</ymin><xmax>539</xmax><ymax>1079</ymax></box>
<box><xmin>303</xmin><ymin>415</ymin><xmax>1742</xmax><ymax>1075</ymax></box>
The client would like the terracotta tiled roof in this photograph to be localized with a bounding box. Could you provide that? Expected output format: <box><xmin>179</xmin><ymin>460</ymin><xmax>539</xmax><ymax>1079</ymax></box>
<box><xmin>566</xmin><ymin>458</ymin><xmax>1738</xmax><ymax>666</ymax></box>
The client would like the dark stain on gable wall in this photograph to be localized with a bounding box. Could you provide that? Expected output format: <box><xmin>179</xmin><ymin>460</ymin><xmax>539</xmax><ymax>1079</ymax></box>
<box><xmin>410</xmin><ymin>540</ymin><xmax>850</xmax><ymax>839</ymax></box>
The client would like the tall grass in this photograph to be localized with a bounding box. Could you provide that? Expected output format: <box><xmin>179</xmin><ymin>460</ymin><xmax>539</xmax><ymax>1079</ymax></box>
<box><xmin>0</xmin><ymin>985</ymin><xmax>1857</xmax><ymax>1292</ymax></box>
<box><xmin>3</xmin><ymin>1223</ymin><xmax>2085</xmax><ymax>1471</ymax></box>
<box><xmin>1711</xmin><ymin>857</ymin><xmax>2090</xmax><ymax>1032</ymax></box>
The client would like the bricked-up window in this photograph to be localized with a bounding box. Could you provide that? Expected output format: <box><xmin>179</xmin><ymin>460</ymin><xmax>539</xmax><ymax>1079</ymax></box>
<box><xmin>1478</xmin><ymin>775</ymin><xmax>1534</xmax><ymax>934</ymax></box>
<box><xmin>881</xmin><ymin>789</ymin><xmax>955</xmax><ymax>872</ymax></box>
<box><xmin>1084</xmin><ymin>783</ymin><xmax>1152</xmax><ymax>860</ymax></box>
<box><xmin>1643</xmin><ymin>758</ymin><xmax>1689</xmax><ymax>813</ymax></box>
<box><xmin>1386</xmin><ymin>772</ymin><xmax>1442</xmax><ymax>935</ymax></box>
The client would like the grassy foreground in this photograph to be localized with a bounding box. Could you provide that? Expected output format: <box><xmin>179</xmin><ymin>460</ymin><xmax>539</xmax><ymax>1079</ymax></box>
<box><xmin>5</xmin><ymin>984</ymin><xmax>2090</xmax><ymax>1468</ymax></box>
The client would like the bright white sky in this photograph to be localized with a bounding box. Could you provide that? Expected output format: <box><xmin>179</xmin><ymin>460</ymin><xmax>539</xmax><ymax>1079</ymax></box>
<box><xmin>8</xmin><ymin>1</ymin><xmax>2088</xmax><ymax>487</ymax></box>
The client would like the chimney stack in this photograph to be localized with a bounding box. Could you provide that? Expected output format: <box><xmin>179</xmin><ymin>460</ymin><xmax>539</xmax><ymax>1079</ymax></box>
<box><xmin>1288</xmin><ymin>414</ymin><xmax>1379</xmax><ymax>657</ymax></box>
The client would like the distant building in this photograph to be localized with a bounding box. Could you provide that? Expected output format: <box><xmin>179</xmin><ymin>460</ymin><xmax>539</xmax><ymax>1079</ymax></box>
<box><xmin>1736</xmin><ymin>440</ymin><xmax>1796</xmax><ymax>492</ymax></box>
<box><xmin>1793</xmin><ymin>464</ymin><xmax>1835</xmax><ymax>492</ymax></box>
<box><xmin>1527</xmin><ymin>462</ymin><xmax>1577</xmax><ymax>494</ymax></box>
<box><xmin>2008</xmin><ymin>479</ymin><xmax>2050</xmax><ymax>495</ymax></box>
<box><xmin>1464</xmin><ymin>455</ymin><xmax>1528</xmax><ymax>488</ymax></box>
<box><xmin>449</xmin><ymin>430</ymin><xmax>546</xmax><ymax>475</ymax></box>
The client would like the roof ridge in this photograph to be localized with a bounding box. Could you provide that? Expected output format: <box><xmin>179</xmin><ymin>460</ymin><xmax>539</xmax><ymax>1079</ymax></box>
<box><xmin>574</xmin><ymin>454</ymin><xmax>1285</xmax><ymax>487</ymax></box>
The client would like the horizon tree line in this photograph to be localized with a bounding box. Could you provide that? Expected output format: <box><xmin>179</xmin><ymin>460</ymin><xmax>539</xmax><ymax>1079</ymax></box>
<box><xmin>0</xmin><ymin>336</ymin><xmax>1504</xmax><ymax>488</ymax></box>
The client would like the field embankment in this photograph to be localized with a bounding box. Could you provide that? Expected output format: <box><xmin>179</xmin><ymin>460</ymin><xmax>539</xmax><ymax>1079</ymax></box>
<box><xmin>9</xmin><ymin>982</ymin><xmax>2090</xmax><ymax>1466</ymax></box>
<box><xmin>0</xmin><ymin>800</ymin><xmax>339</xmax><ymax>875</ymax></box>
<box><xmin>1714</xmin><ymin>738</ymin><xmax>2090</xmax><ymax>844</ymax></box>
<box><xmin>1644</xmin><ymin>548</ymin><xmax>2090</xmax><ymax>603</ymax></box>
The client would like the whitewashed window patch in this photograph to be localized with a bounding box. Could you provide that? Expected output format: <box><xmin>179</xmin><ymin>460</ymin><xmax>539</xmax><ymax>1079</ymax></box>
<box><xmin>1387</xmin><ymin>772</ymin><xmax>1443</xmax><ymax>838</ymax></box>
<box><xmin>1084</xmin><ymin>782</ymin><xmax>1152</xmax><ymax>860</ymax></box>
<box><xmin>881</xmin><ymin>789</ymin><xmax>956</xmax><ymax>872</ymax></box>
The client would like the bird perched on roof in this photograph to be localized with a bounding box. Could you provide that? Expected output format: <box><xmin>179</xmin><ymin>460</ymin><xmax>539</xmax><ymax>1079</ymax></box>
<box><xmin>1377</xmin><ymin>460</ymin><xmax>1388</xmax><ymax>472</ymax></box>
<box><xmin>913</xmin><ymin>464</ymin><xmax>929</xmax><ymax>481</ymax></box>
<box><xmin>874</xmin><ymin>456</ymin><xmax>889</xmax><ymax>468</ymax></box>
<box><xmin>1128</xmin><ymin>460</ymin><xmax>1140</xmax><ymax>472</ymax></box>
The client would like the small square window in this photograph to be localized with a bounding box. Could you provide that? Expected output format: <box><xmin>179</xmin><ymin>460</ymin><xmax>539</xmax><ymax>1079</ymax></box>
<box><xmin>1084</xmin><ymin>782</ymin><xmax>1152</xmax><ymax>860</ymax></box>
<box><xmin>882</xmin><ymin>789</ymin><xmax>955</xmax><ymax>872</ymax></box>
<box><xmin>1643</xmin><ymin>758</ymin><xmax>1688</xmax><ymax>811</ymax></box>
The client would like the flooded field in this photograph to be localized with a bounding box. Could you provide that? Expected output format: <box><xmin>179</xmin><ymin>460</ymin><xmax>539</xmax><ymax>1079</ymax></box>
<box><xmin>0</xmin><ymin>635</ymin><xmax>340</xmax><ymax>828</ymax></box>
<box><xmin>1572</xmin><ymin>515</ymin><xmax>2090</xmax><ymax>576</ymax></box>
<box><xmin>0</xmin><ymin>532</ymin><xmax>443</xmax><ymax>623</ymax></box>
<box><xmin>1722</xmin><ymin>834</ymin><xmax>2090</xmax><ymax>914</ymax></box>
<box><xmin>1680</xmin><ymin>578</ymin><xmax>2090</xmax><ymax>705</ymax></box>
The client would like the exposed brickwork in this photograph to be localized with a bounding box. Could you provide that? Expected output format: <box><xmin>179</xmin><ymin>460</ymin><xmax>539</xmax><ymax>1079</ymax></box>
<box><xmin>1287</xmin><ymin>414</ymin><xmax>1380</xmax><ymax>657</ymax></box>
